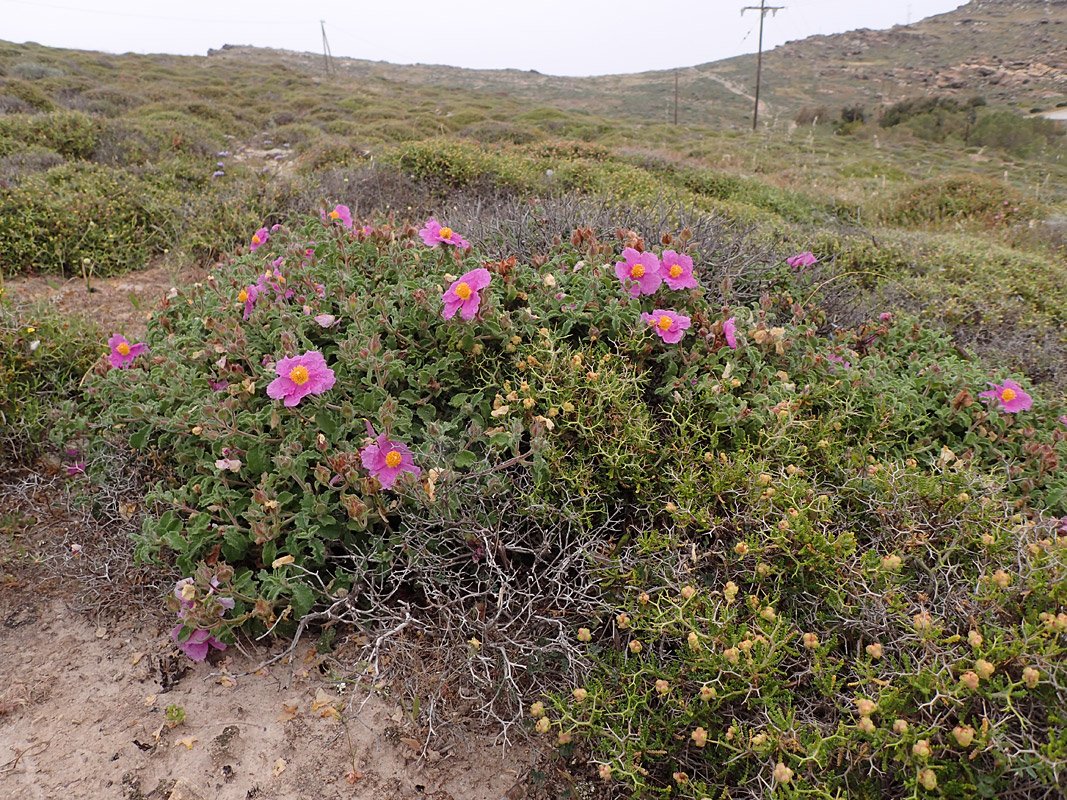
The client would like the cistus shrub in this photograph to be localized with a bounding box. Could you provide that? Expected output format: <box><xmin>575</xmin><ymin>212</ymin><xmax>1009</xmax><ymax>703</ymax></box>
<box><xmin>87</xmin><ymin>212</ymin><xmax>1067</xmax><ymax>798</ymax></box>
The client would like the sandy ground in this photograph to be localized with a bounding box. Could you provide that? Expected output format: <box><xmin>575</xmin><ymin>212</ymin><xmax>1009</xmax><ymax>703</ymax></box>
<box><xmin>0</xmin><ymin>583</ymin><xmax>539</xmax><ymax>800</ymax></box>
<box><xmin>4</xmin><ymin>259</ymin><xmax>205</xmax><ymax>339</ymax></box>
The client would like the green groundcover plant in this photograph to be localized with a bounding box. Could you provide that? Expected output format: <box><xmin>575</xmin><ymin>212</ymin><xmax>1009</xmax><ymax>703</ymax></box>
<box><xmin>81</xmin><ymin>206</ymin><xmax>1067</xmax><ymax>798</ymax></box>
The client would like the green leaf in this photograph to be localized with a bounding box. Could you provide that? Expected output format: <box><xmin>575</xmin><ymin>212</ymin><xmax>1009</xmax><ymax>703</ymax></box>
<box><xmin>129</xmin><ymin>425</ymin><xmax>151</xmax><ymax>449</ymax></box>
<box><xmin>245</xmin><ymin>445</ymin><xmax>269</xmax><ymax>474</ymax></box>
<box><xmin>290</xmin><ymin>582</ymin><xmax>315</xmax><ymax>619</ymax></box>
<box><xmin>454</xmin><ymin>450</ymin><xmax>477</xmax><ymax>468</ymax></box>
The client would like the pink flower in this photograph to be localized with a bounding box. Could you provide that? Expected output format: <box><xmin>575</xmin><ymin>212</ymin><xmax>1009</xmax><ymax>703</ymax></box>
<box><xmin>723</xmin><ymin>317</ymin><xmax>738</xmax><ymax>350</ymax></box>
<box><xmin>979</xmin><ymin>379</ymin><xmax>1032</xmax><ymax>413</ymax></box>
<box><xmin>65</xmin><ymin>462</ymin><xmax>87</xmax><ymax>476</ymax></box>
<box><xmin>615</xmin><ymin>248</ymin><xmax>662</xmax><ymax>297</ymax></box>
<box><xmin>250</xmin><ymin>227</ymin><xmax>270</xmax><ymax>252</ymax></box>
<box><xmin>443</xmin><ymin>268</ymin><xmax>492</xmax><ymax>320</ymax></box>
<box><xmin>321</xmin><ymin>204</ymin><xmax>353</xmax><ymax>229</ymax></box>
<box><xmin>660</xmin><ymin>250</ymin><xmax>698</xmax><ymax>290</ymax></box>
<box><xmin>787</xmin><ymin>251</ymin><xmax>817</xmax><ymax>269</ymax></box>
<box><xmin>314</xmin><ymin>314</ymin><xmax>340</xmax><ymax>328</ymax></box>
<box><xmin>171</xmin><ymin>577</ymin><xmax>234</xmax><ymax>662</ymax></box>
<box><xmin>419</xmin><ymin>218</ymin><xmax>469</xmax><ymax>248</ymax></box>
<box><xmin>266</xmin><ymin>350</ymin><xmax>336</xmax><ymax>407</ymax></box>
<box><xmin>239</xmin><ymin>283</ymin><xmax>260</xmax><ymax>320</ymax></box>
<box><xmin>827</xmin><ymin>353</ymin><xmax>851</xmax><ymax>369</ymax></box>
<box><xmin>641</xmin><ymin>310</ymin><xmax>691</xmax><ymax>344</ymax></box>
<box><xmin>208</xmin><ymin>379</ymin><xmax>228</xmax><ymax>392</ymax></box>
<box><xmin>107</xmin><ymin>334</ymin><xmax>149</xmax><ymax>369</ymax></box>
<box><xmin>361</xmin><ymin>430</ymin><xmax>421</xmax><ymax>490</ymax></box>
<box><xmin>1059</xmin><ymin>415</ymin><xmax>1067</xmax><ymax>426</ymax></box>
<box><xmin>171</xmin><ymin>627</ymin><xmax>228</xmax><ymax>662</ymax></box>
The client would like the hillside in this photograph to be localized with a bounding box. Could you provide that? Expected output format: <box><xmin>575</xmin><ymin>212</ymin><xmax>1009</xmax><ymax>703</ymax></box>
<box><xmin>206</xmin><ymin>0</ymin><xmax>1067</xmax><ymax>128</ymax></box>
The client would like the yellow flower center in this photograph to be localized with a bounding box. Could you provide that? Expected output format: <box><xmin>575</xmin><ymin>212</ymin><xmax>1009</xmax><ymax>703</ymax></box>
<box><xmin>252</xmin><ymin>235</ymin><xmax>261</xmax><ymax>244</ymax></box>
<box><xmin>657</xmin><ymin>315</ymin><xmax>673</xmax><ymax>331</ymax></box>
<box><xmin>329</xmin><ymin>210</ymin><xmax>340</xmax><ymax>219</ymax></box>
<box><xmin>117</xmin><ymin>342</ymin><xmax>131</xmax><ymax>356</ymax></box>
<box><xmin>669</xmin><ymin>264</ymin><xmax>683</xmax><ymax>279</ymax></box>
<box><xmin>238</xmin><ymin>289</ymin><xmax>248</xmax><ymax>303</ymax></box>
<box><xmin>439</xmin><ymin>227</ymin><xmax>453</xmax><ymax>240</ymax></box>
<box><xmin>455</xmin><ymin>282</ymin><xmax>472</xmax><ymax>300</ymax></box>
<box><xmin>1001</xmin><ymin>388</ymin><xmax>1016</xmax><ymax>402</ymax></box>
<box><xmin>288</xmin><ymin>365</ymin><xmax>310</xmax><ymax>385</ymax></box>
<box><xmin>630</xmin><ymin>263</ymin><xmax>645</xmax><ymax>279</ymax></box>
<box><xmin>385</xmin><ymin>450</ymin><xmax>402</xmax><ymax>468</ymax></box>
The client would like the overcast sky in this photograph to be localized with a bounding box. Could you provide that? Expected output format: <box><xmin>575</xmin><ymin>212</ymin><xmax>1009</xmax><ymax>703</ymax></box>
<box><xmin>1</xmin><ymin>0</ymin><xmax>966</xmax><ymax>76</ymax></box>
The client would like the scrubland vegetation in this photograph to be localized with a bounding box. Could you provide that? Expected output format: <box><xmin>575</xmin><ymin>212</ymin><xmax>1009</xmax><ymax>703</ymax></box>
<box><xmin>2</xmin><ymin>37</ymin><xmax>1066</xmax><ymax>799</ymax></box>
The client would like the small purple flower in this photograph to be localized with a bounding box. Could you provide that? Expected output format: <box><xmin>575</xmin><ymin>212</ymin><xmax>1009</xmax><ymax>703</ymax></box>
<box><xmin>266</xmin><ymin>350</ymin><xmax>336</xmax><ymax>407</ymax></box>
<box><xmin>250</xmin><ymin>227</ymin><xmax>270</xmax><ymax>252</ymax></box>
<box><xmin>723</xmin><ymin>317</ymin><xmax>738</xmax><ymax>350</ymax></box>
<box><xmin>660</xmin><ymin>250</ymin><xmax>698</xmax><ymax>290</ymax></box>
<box><xmin>107</xmin><ymin>334</ymin><xmax>149</xmax><ymax>369</ymax></box>
<box><xmin>979</xmin><ymin>379</ymin><xmax>1033</xmax><ymax>413</ymax></box>
<box><xmin>171</xmin><ymin>577</ymin><xmax>235</xmax><ymax>662</ymax></box>
<box><xmin>65</xmin><ymin>462</ymin><xmax>87</xmax><ymax>476</ymax></box>
<box><xmin>208</xmin><ymin>379</ymin><xmax>229</xmax><ymax>392</ymax></box>
<box><xmin>361</xmin><ymin>427</ymin><xmax>421</xmax><ymax>490</ymax></box>
<box><xmin>827</xmin><ymin>353</ymin><xmax>852</xmax><ymax>369</ymax></box>
<box><xmin>787</xmin><ymin>251</ymin><xmax>817</xmax><ymax>269</ymax></box>
<box><xmin>443</xmin><ymin>268</ymin><xmax>492</xmax><ymax>321</ymax></box>
<box><xmin>322</xmin><ymin>204</ymin><xmax>354</xmax><ymax>229</ymax></box>
<box><xmin>641</xmin><ymin>310</ymin><xmax>691</xmax><ymax>344</ymax></box>
<box><xmin>212</xmin><ymin>170</ymin><xmax>225</xmax><ymax>178</ymax></box>
<box><xmin>879</xmin><ymin>312</ymin><xmax>893</xmax><ymax>322</ymax></box>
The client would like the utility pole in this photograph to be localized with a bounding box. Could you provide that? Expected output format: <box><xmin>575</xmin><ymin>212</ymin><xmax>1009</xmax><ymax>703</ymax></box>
<box><xmin>673</xmin><ymin>69</ymin><xmax>679</xmax><ymax>125</ymax></box>
<box><xmin>320</xmin><ymin>20</ymin><xmax>334</xmax><ymax>74</ymax></box>
<box><xmin>741</xmin><ymin>1</ymin><xmax>784</xmax><ymax>131</ymax></box>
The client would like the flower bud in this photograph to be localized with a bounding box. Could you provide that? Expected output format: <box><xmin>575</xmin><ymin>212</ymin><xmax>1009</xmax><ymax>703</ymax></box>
<box><xmin>773</xmin><ymin>763</ymin><xmax>793</xmax><ymax>784</ymax></box>
<box><xmin>577</xmin><ymin>627</ymin><xmax>592</xmax><ymax>643</ymax></box>
<box><xmin>1023</xmin><ymin>666</ymin><xmax>1040</xmax><ymax>688</ymax></box>
<box><xmin>913</xmin><ymin>740</ymin><xmax>931</xmax><ymax>758</ymax></box>
<box><xmin>952</xmin><ymin>725</ymin><xmax>975</xmax><ymax>747</ymax></box>
<box><xmin>866</xmin><ymin>642</ymin><xmax>883</xmax><ymax>659</ymax></box>
<box><xmin>572</xmin><ymin>688</ymin><xmax>588</xmax><ymax>703</ymax></box>
<box><xmin>858</xmin><ymin>716</ymin><xmax>876</xmax><ymax>734</ymax></box>
<box><xmin>968</xmin><ymin>630</ymin><xmax>983</xmax><ymax>648</ymax></box>
<box><xmin>893</xmin><ymin>719</ymin><xmax>909</xmax><ymax>735</ymax></box>
<box><xmin>974</xmin><ymin>659</ymin><xmax>995</xmax><ymax>680</ymax></box>
<box><xmin>918</xmin><ymin>768</ymin><xmax>937</xmax><ymax>790</ymax></box>
<box><xmin>655</xmin><ymin>679</ymin><xmax>669</xmax><ymax>695</ymax></box>
<box><xmin>802</xmin><ymin>633</ymin><xmax>819</xmax><ymax>650</ymax></box>
<box><xmin>691</xmin><ymin>727</ymin><xmax>708</xmax><ymax>747</ymax></box>
<box><xmin>960</xmin><ymin>671</ymin><xmax>980</xmax><ymax>691</ymax></box>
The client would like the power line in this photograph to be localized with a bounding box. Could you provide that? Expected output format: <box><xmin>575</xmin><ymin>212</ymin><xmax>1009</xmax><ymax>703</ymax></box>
<box><xmin>0</xmin><ymin>0</ymin><xmax>314</xmax><ymax>25</ymax></box>
<box><xmin>741</xmin><ymin>0</ymin><xmax>785</xmax><ymax>131</ymax></box>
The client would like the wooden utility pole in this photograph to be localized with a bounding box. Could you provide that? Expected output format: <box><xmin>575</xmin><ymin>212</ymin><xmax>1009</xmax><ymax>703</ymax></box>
<box><xmin>320</xmin><ymin>20</ymin><xmax>334</xmax><ymax>74</ymax></box>
<box><xmin>741</xmin><ymin>1</ymin><xmax>784</xmax><ymax>131</ymax></box>
<box><xmin>673</xmin><ymin>69</ymin><xmax>679</xmax><ymax>125</ymax></box>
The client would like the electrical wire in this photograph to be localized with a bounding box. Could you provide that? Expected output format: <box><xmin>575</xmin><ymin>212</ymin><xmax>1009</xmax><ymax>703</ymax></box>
<box><xmin>0</xmin><ymin>0</ymin><xmax>315</xmax><ymax>25</ymax></box>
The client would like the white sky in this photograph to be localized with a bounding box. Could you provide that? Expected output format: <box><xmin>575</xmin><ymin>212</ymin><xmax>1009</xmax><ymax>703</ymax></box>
<box><xmin>1</xmin><ymin>0</ymin><xmax>966</xmax><ymax>77</ymax></box>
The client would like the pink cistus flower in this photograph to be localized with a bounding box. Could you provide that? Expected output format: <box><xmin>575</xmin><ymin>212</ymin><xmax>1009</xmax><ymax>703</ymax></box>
<box><xmin>641</xmin><ymin>310</ymin><xmax>691</xmax><ymax>344</ymax></box>
<box><xmin>250</xmin><ymin>227</ymin><xmax>270</xmax><ymax>252</ymax></box>
<box><xmin>660</xmin><ymin>250</ymin><xmax>698</xmax><ymax>291</ymax></box>
<box><xmin>827</xmin><ymin>353</ymin><xmax>851</xmax><ymax>369</ymax></box>
<box><xmin>238</xmin><ymin>283</ymin><xmax>260</xmax><ymax>320</ymax></box>
<box><xmin>170</xmin><ymin>577</ymin><xmax>235</xmax><ymax>662</ymax></box>
<box><xmin>442</xmin><ymin>268</ymin><xmax>492</xmax><ymax>321</ymax></box>
<box><xmin>979</xmin><ymin>379</ymin><xmax>1033</xmax><ymax>413</ymax></box>
<box><xmin>361</xmin><ymin>425</ymin><xmax>421</xmax><ymax>491</ymax></box>
<box><xmin>321</xmin><ymin>204</ymin><xmax>353</xmax><ymax>229</ymax></box>
<box><xmin>266</xmin><ymin>350</ymin><xmax>336</xmax><ymax>407</ymax></box>
<box><xmin>723</xmin><ymin>317</ymin><xmax>738</xmax><ymax>350</ymax></box>
<box><xmin>420</xmin><ymin>218</ymin><xmax>470</xmax><ymax>248</ymax></box>
<box><xmin>615</xmin><ymin>248</ymin><xmax>662</xmax><ymax>297</ymax></box>
<box><xmin>787</xmin><ymin>251</ymin><xmax>817</xmax><ymax>269</ymax></box>
<box><xmin>107</xmin><ymin>334</ymin><xmax>149</xmax><ymax>369</ymax></box>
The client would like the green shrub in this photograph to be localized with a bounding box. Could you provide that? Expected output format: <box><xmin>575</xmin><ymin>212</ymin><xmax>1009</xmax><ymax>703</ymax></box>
<box><xmin>0</xmin><ymin>293</ymin><xmax>100</xmax><ymax>462</ymax></box>
<box><xmin>0</xmin><ymin>110</ymin><xmax>100</xmax><ymax>159</ymax></box>
<box><xmin>881</xmin><ymin>176</ymin><xmax>1036</xmax><ymax>230</ymax></box>
<box><xmin>0</xmin><ymin>162</ymin><xmax>160</xmax><ymax>275</ymax></box>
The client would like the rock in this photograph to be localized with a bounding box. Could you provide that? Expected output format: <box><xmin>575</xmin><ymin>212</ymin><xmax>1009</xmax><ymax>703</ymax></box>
<box><xmin>167</xmin><ymin>779</ymin><xmax>207</xmax><ymax>800</ymax></box>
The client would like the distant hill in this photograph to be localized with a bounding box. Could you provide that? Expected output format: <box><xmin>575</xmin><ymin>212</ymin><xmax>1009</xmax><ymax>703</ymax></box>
<box><xmin>207</xmin><ymin>0</ymin><xmax>1067</xmax><ymax>128</ymax></box>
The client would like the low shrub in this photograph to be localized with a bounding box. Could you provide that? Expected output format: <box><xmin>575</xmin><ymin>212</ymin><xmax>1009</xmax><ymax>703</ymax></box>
<box><xmin>0</xmin><ymin>294</ymin><xmax>100</xmax><ymax>463</ymax></box>
<box><xmin>881</xmin><ymin>175</ymin><xmax>1037</xmax><ymax>231</ymax></box>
